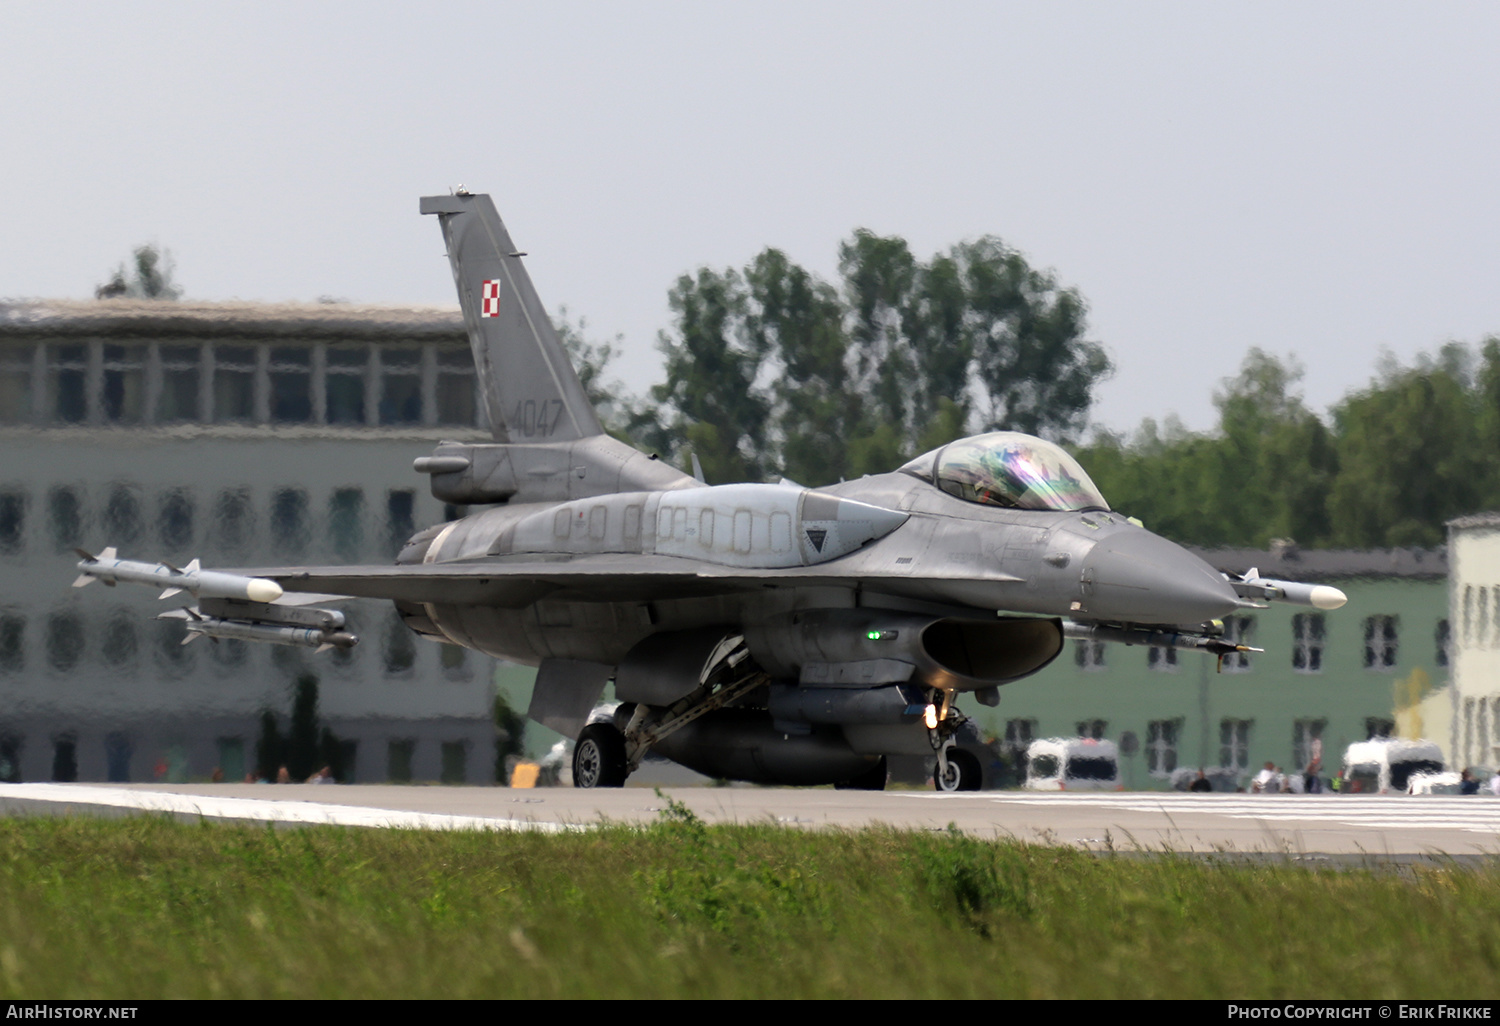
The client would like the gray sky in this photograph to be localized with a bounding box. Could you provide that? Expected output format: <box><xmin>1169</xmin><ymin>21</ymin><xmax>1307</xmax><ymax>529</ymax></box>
<box><xmin>6</xmin><ymin>2</ymin><xmax>1500</xmax><ymax>436</ymax></box>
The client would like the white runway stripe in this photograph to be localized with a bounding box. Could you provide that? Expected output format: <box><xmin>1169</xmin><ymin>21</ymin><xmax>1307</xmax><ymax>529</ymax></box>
<box><xmin>0</xmin><ymin>783</ymin><xmax>580</xmax><ymax>833</ymax></box>
<box><xmin>895</xmin><ymin>791</ymin><xmax>1500</xmax><ymax>834</ymax></box>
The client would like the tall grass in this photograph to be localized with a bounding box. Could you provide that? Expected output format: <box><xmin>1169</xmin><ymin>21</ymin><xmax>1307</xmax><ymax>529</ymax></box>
<box><xmin>0</xmin><ymin>802</ymin><xmax>1496</xmax><ymax>998</ymax></box>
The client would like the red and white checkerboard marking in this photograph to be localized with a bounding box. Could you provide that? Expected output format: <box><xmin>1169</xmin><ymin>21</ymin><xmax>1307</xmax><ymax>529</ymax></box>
<box><xmin>481</xmin><ymin>279</ymin><xmax>502</xmax><ymax>317</ymax></box>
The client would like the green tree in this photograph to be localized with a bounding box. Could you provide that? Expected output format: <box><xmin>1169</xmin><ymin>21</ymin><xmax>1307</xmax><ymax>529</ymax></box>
<box><xmin>744</xmin><ymin>248</ymin><xmax>852</xmax><ymax>485</ymax></box>
<box><xmin>961</xmin><ymin>238</ymin><xmax>1108</xmax><ymax>441</ymax></box>
<box><xmin>1328</xmin><ymin>348</ymin><xmax>1484</xmax><ymax>548</ymax></box>
<box><xmin>95</xmin><ymin>244</ymin><xmax>182</xmax><ymax>300</ymax></box>
<box><xmin>652</xmin><ymin>267</ymin><xmax>771</xmax><ymax>483</ymax></box>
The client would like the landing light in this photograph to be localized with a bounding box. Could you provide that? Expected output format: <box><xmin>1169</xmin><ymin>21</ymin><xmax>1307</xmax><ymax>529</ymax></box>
<box><xmin>923</xmin><ymin>704</ymin><xmax>938</xmax><ymax>729</ymax></box>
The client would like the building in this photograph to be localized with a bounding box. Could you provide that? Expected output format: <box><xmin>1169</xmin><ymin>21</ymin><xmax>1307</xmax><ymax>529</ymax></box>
<box><xmin>967</xmin><ymin>542</ymin><xmax>1451</xmax><ymax>789</ymax></box>
<box><xmin>1440</xmin><ymin>513</ymin><xmax>1500</xmax><ymax>771</ymax></box>
<box><xmin>0</xmin><ymin>299</ymin><xmax>505</xmax><ymax>784</ymax></box>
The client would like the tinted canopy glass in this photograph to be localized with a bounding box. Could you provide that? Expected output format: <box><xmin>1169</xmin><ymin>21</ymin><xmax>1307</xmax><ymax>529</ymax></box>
<box><xmin>903</xmin><ymin>432</ymin><xmax>1109</xmax><ymax>512</ymax></box>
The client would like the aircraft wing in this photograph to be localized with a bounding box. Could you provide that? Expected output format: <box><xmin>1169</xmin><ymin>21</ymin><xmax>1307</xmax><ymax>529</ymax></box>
<box><xmin>241</xmin><ymin>555</ymin><xmax>1026</xmax><ymax>608</ymax></box>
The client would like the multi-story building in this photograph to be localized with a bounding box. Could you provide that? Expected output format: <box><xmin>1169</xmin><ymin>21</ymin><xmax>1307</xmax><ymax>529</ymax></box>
<box><xmin>1441</xmin><ymin>513</ymin><xmax>1500</xmax><ymax>771</ymax></box>
<box><xmin>967</xmin><ymin>542</ymin><xmax>1451</xmax><ymax>788</ymax></box>
<box><xmin>0</xmin><ymin>299</ymin><xmax>505</xmax><ymax>784</ymax></box>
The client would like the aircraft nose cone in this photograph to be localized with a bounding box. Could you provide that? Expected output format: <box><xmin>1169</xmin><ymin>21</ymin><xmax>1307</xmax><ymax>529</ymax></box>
<box><xmin>1082</xmin><ymin>532</ymin><xmax>1240</xmax><ymax>624</ymax></box>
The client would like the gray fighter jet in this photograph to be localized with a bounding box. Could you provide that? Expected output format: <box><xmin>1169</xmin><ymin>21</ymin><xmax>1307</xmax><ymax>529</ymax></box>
<box><xmin>73</xmin><ymin>191</ymin><xmax>1347</xmax><ymax>791</ymax></box>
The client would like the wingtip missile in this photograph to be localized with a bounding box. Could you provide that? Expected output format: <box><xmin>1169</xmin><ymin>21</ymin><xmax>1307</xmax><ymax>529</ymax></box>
<box><xmin>1226</xmin><ymin>573</ymin><xmax>1347</xmax><ymax>610</ymax></box>
<box><xmin>72</xmin><ymin>549</ymin><xmax>284</xmax><ymax>603</ymax></box>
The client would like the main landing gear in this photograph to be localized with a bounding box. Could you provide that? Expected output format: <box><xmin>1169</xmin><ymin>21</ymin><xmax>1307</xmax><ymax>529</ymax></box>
<box><xmin>573</xmin><ymin>636</ymin><xmax>765</xmax><ymax>789</ymax></box>
<box><xmin>573</xmin><ymin>723</ymin><xmax>628</xmax><ymax>788</ymax></box>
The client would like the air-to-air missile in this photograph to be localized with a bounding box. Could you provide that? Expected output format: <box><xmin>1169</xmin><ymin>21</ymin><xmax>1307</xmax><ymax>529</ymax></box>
<box><xmin>75</xmin><ymin>549</ymin><xmax>355</xmax><ymax>651</ymax></box>
<box><xmin>1227</xmin><ymin>568</ymin><xmax>1349</xmax><ymax>610</ymax></box>
<box><xmin>159</xmin><ymin>599</ymin><xmax>358</xmax><ymax>653</ymax></box>
<box><xmin>73</xmin><ymin>547</ymin><xmax>284</xmax><ymax>602</ymax></box>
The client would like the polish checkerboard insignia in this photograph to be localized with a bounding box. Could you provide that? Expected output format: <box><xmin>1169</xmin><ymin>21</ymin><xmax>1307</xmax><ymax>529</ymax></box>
<box><xmin>481</xmin><ymin>279</ymin><xmax>502</xmax><ymax>317</ymax></box>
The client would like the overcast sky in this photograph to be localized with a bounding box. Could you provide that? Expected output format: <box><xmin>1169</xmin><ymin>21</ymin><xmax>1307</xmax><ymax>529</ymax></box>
<box><xmin>6</xmin><ymin>2</ymin><xmax>1500</xmax><ymax>436</ymax></box>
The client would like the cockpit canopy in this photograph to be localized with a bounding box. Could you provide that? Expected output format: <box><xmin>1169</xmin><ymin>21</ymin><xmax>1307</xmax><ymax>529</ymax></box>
<box><xmin>899</xmin><ymin>432</ymin><xmax>1110</xmax><ymax>513</ymax></box>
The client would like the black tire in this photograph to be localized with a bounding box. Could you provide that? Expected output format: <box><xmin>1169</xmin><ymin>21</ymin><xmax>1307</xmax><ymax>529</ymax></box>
<box><xmin>573</xmin><ymin>723</ymin><xmax>628</xmax><ymax>788</ymax></box>
<box><xmin>835</xmin><ymin>756</ymin><xmax>889</xmax><ymax>792</ymax></box>
<box><xmin>933</xmin><ymin>748</ymin><xmax>982</xmax><ymax>792</ymax></box>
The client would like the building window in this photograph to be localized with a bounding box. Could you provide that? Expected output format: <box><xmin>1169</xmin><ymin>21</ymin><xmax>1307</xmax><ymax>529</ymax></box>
<box><xmin>100</xmin><ymin>344</ymin><xmax>145</xmax><ymax>424</ymax></box>
<box><xmin>212</xmin><ymin>345</ymin><xmax>257</xmax><ymax>422</ymax></box>
<box><xmin>0</xmin><ymin>735</ymin><xmax>19</xmax><ymax>783</ymax></box>
<box><xmin>157</xmin><ymin>489</ymin><xmax>195</xmax><ymax>553</ymax></box>
<box><xmin>1363</xmin><ymin>615</ymin><xmax>1399</xmax><ymax>670</ymax></box>
<box><xmin>1292</xmin><ymin>718</ymin><xmax>1326</xmax><ymax>773</ymax></box>
<box><xmin>106</xmin><ymin>732</ymin><xmax>133</xmax><ymax>783</ymax></box>
<box><xmin>0</xmin><ymin>344</ymin><xmax>33</xmax><ymax>424</ymax></box>
<box><xmin>156</xmin><ymin>344</ymin><xmax>201</xmax><ymax>422</ymax></box>
<box><xmin>1221</xmin><ymin>617</ymin><xmax>1254</xmax><ymax>672</ymax></box>
<box><xmin>1147</xmin><ymin>645</ymin><xmax>1177</xmax><ymax>671</ymax></box>
<box><xmin>1076</xmin><ymin>719</ymin><xmax>1107</xmax><ymax>740</ymax></box>
<box><xmin>103</xmin><ymin>485</ymin><xmax>142</xmax><ymax>547</ymax></box>
<box><xmin>1436</xmin><ymin>620</ymin><xmax>1451</xmax><ymax>668</ymax></box>
<box><xmin>211</xmin><ymin>636</ymin><xmax>249</xmax><ymax>667</ymax></box>
<box><xmin>440</xmin><ymin>741</ymin><xmax>468</xmax><ymax>784</ymax></box>
<box><xmin>388</xmin><ymin>739</ymin><xmax>415</xmax><ymax>782</ymax></box>
<box><xmin>48</xmin><ymin>487</ymin><xmax>83</xmax><ymax>552</ymax></box>
<box><xmin>440</xmin><ymin>644</ymin><xmax>468</xmax><ymax>678</ymax></box>
<box><xmin>435</xmin><ymin>347</ymin><xmax>477</xmax><ymax>426</ymax></box>
<box><xmin>101</xmin><ymin>610</ymin><xmax>137</xmax><ymax>667</ymax></box>
<box><xmin>1291</xmin><ymin>612</ymin><xmax>1325</xmax><ymax>672</ymax></box>
<box><xmin>325</xmin><ymin>346</ymin><xmax>369</xmax><ymax>424</ymax></box>
<box><xmin>47</xmin><ymin>344</ymin><xmax>87</xmax><ymax>423</ymax></box>
<box><xmin>1220</xmin><ymin>719</ymin><xmax>1252</xmax><ymax>771</ymax></box>
<box><xmin>210</xmin><ymin>488</ymin><xmax>253</xmax><ymax>555</ymax></box>
<box><xmin>384</xmin><ymin>610</ymin><xmax>415</xmax><ymax>674</ymax></box>
<box><xmin>0</xmin><ymin>490</ymin><xmax>25</xmax><ymax>554</ymax></box>
<box><xmin>46</xmin><ymin>611</ymin><xmax>83</xmax><ymax>672</ymax></box>
<box><xmin>1146</xmin><ymin>719</ymin><xmax>1182</xmax><ymax>777</ymax></box>
<box><xmin>271</xmin><ymin>488</ymin><xmax>309</xmax><ymax>558</ymax></box>
<box><xmin>51</xmin><ymin>734</ymin><xmax>78</xmax><ymax>783</ymax></box>
<box><xmin>154</xmin><ymin>618</ymin><xmax>193</xmax><ymax>673</ymax></box>
<box><xmin>386</xmin><ymin>490</ymin><xmax>415</xmax><ymax>557</ymax></box>
<box><xmin>0</xmin><ymin>615</ymin><xmax>25</xmax><ymax>673</ymax></box>
<box><xmin>329</xmin><ymin>488</ymin><xmax>364</xmax><ymax>562</ymax></box>
<box><xmin>1365</xmin><ymin>717</ymin><xmax>1395</xmax><ymax>741</ymax></box>
<box><xmin>1074</xmin><ymin>640</ymin><xmax>1106</xmax><ymax>671</ymax></box>
<box><xmin>378</xmin><ymin>348</ymin><xmax>422</xmax><ymax>425</ymax></box>
<box><xmin>268</xmin><ymin>346</ymin><xmax>312</xmax><ymax>423</ymax></box>
<box><xmin>1003</xmin><ymin>718</ymin><xmax>1036</xmax><ymax>759</ymax></box>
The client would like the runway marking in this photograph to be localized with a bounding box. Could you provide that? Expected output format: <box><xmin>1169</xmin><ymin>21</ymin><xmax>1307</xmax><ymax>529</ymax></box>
<box><xmin>0</xmin><ymin>784</ymin><xmax>581</xmax><ymax>833</ymax></box>
<box><xmin>895</xmin><ymin>792</ymin><xmax>1500</xmax><ymax>835</ymax></box>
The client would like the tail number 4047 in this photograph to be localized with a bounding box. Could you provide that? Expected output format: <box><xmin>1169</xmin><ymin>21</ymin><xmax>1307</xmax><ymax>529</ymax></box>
<box><xmin>512</xmin><ymin>398</ymin><xmax>566</xmax><ymax>438</ymax></box>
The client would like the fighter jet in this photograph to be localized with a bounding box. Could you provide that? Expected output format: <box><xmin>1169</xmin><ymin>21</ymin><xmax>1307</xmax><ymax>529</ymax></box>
<box><xmin>72</xmin><ymin>191</ymin><xmax>1347</xmax><ymax>791</ymax></box>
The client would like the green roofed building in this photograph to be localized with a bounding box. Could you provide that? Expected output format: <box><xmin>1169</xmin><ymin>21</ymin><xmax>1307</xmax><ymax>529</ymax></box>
<box><xmin>964</xmin><ymin>540</ymin><xmax>1451</xmax><ymax>790</ymax></box>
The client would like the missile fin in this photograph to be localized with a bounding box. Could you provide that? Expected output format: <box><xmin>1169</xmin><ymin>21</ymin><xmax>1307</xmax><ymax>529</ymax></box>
<box><xmin>100</xmin><ymin>547</ymin><xmax>116</xmax><ymax>560</ymax></box>
<box><xmin>159</xmin><ymin>588</ymin><xmax>183</xmax><ymax>599</ymax></box>
<box><xmin>72</xmin><ymin>574</ymin><xmax>94</xmax><ymax>588</ymax></box>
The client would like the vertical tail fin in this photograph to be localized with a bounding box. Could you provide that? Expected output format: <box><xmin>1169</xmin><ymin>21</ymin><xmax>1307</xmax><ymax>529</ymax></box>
<box><xmin>420</xmin><ymin>192</ymin><xmax>603</xmax><ymax>443</ymax></box>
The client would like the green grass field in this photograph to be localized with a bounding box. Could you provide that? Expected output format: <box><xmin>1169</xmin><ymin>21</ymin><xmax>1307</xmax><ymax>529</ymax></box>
<box><xmin>2</xmin><ymin>801</ymin><xmax>1497</xmax><ymax>999</ymax></box>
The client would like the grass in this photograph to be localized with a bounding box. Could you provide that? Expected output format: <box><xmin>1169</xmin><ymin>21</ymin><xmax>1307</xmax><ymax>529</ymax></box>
<box><xmin>1</xmin><ymin>800</ymin><xmax>1498</xmax><ymax>999</ymax></box>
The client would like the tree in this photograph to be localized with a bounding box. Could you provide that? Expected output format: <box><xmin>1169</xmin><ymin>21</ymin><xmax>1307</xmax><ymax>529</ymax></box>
<box><xmin>95</xmin><ymin>244</ymin><xmax>182</xmax><ymax>300</ymax></box>
<box><xmin>652</xmin><ymin>267</ymin><xmax>772</xmax><ymax>484</ymax></box>
<box><xmin>1328</xmin><ymin>349</ymin><xmax>1484</xmax><ymax>548</ymax></box>
<box><xmin>554</xmin><ymin>309</ymin><xmax>663</xmax><ymax>451</ymax></box>
<box><xmin>651</xmin><ymin>228</ymin><xmax>1112</xmax><ymax>485</ymax></box>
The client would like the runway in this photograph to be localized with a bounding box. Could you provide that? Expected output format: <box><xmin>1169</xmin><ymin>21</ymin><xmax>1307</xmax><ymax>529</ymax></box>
<box><xmin>4</xmin><ymin>782</ymin><xmax>1500</xmax><ymax>857</ymax></box>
